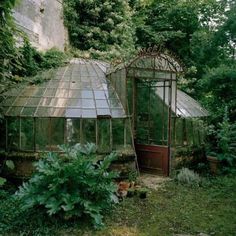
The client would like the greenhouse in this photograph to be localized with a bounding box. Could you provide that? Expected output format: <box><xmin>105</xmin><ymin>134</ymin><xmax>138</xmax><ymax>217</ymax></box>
<box><xmin>0</xmin><ymin>50</ymin><xmax>208</xmax><ymax>177</ymax></box>
<box><xmin>0</xmin><ymin>59</ymin><xmax>132</xmax><ymax>153</ymax></box>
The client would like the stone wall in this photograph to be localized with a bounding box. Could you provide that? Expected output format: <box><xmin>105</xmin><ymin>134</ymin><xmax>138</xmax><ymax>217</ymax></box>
<box><xmin>13</xmin><ymin>0</ymin><xmax>68</xmax><ymax>51</ymax></box>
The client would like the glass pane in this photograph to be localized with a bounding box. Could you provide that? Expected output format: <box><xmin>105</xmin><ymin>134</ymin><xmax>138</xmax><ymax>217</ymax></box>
<box><xmin>108</xmin><ymin>99</ymin><xmax>122</xmax><ymax>108</ymax></box>
<box><xmin>111</xmin><ymin>109</ymin><xmax>125</xmax><ymax>118</ymax></box>
<box><xmin>82</xmin><ymin>109</ymin><xmax>96</xmax><ymax>118</ymax></box>
<box><xmin>25</xmin><ymin>97</ymin><xmax>41</xmax><ymax>106</ymax></box>
<box><xmin>94</xmin><ymin>90</ymin><xmax>106</xmax><ymax>99</ymax></box>
<box><xmin>68</xmin><ymin>89</ymin><xmax>82</xmax><ymax>98</ymax></box>
<box><xmin>175</xmin><ymin>118</ymin><xmax>184</xmax><ymax>146</ymax></box>
<box><xmin>50</xmin><ymin>108</ymin><xmax>66</xmax><ymax>117</ymax></box>
<box><xmin>98</xmin><ymin>119</ymin><xmax>111</xmax><ymax>153</ymax></box>
<box><xmin>7</xmin><ymin>117</ymin><xmax>20</xmax><ymax>150</ymax></box>
<box><xmin>6</xmin><ymin>106</ymin><xmax>23</xmax><ymax>116</ymax></box>
<box><xmin>125</xmin><ymin>119</ymin><xmax>132</xmax><ymax>146</ymax></box>
<box><xmin>112</xmin><ymin>119</ymin><xmax>124</xmax><ymax>149</ymax></box>
<box><xmin>20</xmin><ymin>118</ymin><xmax>34</xmax><ymax>150</ymax></box>
<box><xmin>186</xmin><ymin>119</ymin><xmax>194</xmax><ymax>145</ymax></box>
<box><xmin>82</xmin><ymin>119</ymin><xmax>96</xmax><ymax>144</ymax></box>
<box><xmin>35</xmin><ymin>107</ymin><xmax>51</xmax><ymax>117</ymax></box>
<box><xmin>58</xmin><ymin>82</ymin><xmax>70</xmax><ymax>89</ymax></box>
<box><xmin>67</xmin><ymin>99</ymin><xmax>82</xmax><ymax>108</ymax></box>
<box><xmin>51</xmin><ymin>118</ymin><xmax>64</xmax><ymax>150</ymax></box>
<box><xmin>48</xmin><ymin>80</ymin><xmax>60</xmax><ymax>88</ymax></box>
<box><xmin>44</xmin><ymin>88</ymin><xmax>57</xmax><ymax>97</ymax></box>
<box><xmin>66</xmin><ymin>119</ymin><xmax>80</xmax><ymax>144</ymax></box>
<box><xmin>21</xmin><ymin>107</ymin><xmax>36</xmax><ymax>116</ymax></box>
<box><xmin>1</xmin><ymin>97</ymin><xmax>17</xmax><ymax>106</ymax></box>
<box><xmin>50</xmin><ymin>98</ymin><xmax>67</xmax><ymax>107</ymax></box>
<box><xmin>55</xmin><ymin>89</ymin><xmax>68</xmax><ymax>98</ymax></box>
<box><xmin>33</xmin><ymin>88</ymin><xmax>46</xmax><ymax>96</ymax></box>
<box><xmin>65</xmin><ymin>108</ymin><xmax>82</xmax><ymax>118</ymax></box>
<box><xmin>97</xmin><ymin>108</ymin><xmax>111</xmax><ymax>116</ymax></box>
<box><xmin>82</xmin><ymin>99</ymin><xmax>95</xmax><ymax>108</ymax></box>
<box><xmin>35</xmin><ymin>118</ymin><xmax>50</xmax><ymax>151</ymax></box>
<box><xmin>96</xmin><ymin>99</ymin><xmax>109</xmax><ymax>108</ymax></box>
<box><xmin>81</xmin><ymin>90</ymin><xmax>93</xmax><ymax>98</ymax></box>
<box><xmin>13</xmin><ymin>97</ymin><xmax>28</xmax><ymax>106</ymax></box>
<box><xmin>0</xmin><ymin>119</ymin><xmax>6</xmax><ymax>150</ymax></box>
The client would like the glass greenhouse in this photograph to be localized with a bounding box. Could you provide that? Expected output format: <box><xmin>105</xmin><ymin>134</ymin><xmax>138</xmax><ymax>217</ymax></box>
<box><xmin>0</xmin><ymin>59</ymin><xmax>132</xmax><ymax>154</ymax></box>
<box><xmin>0</xmin><ymin>50</ymin><xmax>208</xmax><ymax>176</ymax></box>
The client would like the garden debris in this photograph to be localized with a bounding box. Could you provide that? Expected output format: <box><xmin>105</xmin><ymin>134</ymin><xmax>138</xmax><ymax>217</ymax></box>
<box><xmin>117</xmin><ymin>181</ymin><xmax>149</xmax><ymax>199</ymax></box>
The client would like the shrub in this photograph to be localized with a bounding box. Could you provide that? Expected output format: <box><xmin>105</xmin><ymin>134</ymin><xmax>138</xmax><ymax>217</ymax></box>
<box><xmin>206</xmin><ymin>107</ymin><xmax>236</xmax><ymax>169</ymax></box>
<box><xmin>16</xmin><ymin>143</ymin><xmax>119</xmax><ymax>228</ymax></box>
<box><xmin>40</xmin><ymin>48</ymin><xmax>68</xmax><ymax>69</ymax></box>
<box><xmin>176</xmin><ymin>168</ymin><xmax>201</xmax><ymax>186</ymax></box>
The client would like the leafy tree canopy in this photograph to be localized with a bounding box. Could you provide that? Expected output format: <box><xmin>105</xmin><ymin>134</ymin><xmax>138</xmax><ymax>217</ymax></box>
<box><xmin>63</xmin><ymin>0</ymin><xmax>136</xmax><ymax>60</ymax></box>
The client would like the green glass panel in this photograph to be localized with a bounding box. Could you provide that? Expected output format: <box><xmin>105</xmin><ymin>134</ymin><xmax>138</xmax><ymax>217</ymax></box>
<box><xmin>6</xmin><ymin>106</ymin><xmax>23</xmax><ymax>116</ymax></box>
<box><xmin>175</xmin><ymin>118</ymin><xmax>184</xmax><ymax>146</ymax></box>
<box><xmin>125</xmin><ymin>119</ymin><xmax>132</xmax><ymax>146</ymax></box>
<box><xmin>112</xmin><ymin>119</ymin><xmax>124</xmax><ymax>149</ymax></box>
<box><xmin>35</xmin><ymin>118</ymin><xmax>50</xmax><ymax>151</ymax></box>
<box><xmin>51</xmin><ymin>118</ymin><xmax>64</xmax><ymax>150</ymax></box>
<box><xmin>0</xmin><ymin>120</ymin><xmax>6</xmax><ymax>150</ymax></box>
<box><xmin>20</xmin><ymin>118</ymin><xmax>34</xmax><ymax>150</ymax></box>
<box><xmin>98</xmin><ymin>119</ymin><xmax>111</xmax><ymax>153</ymax></box>
<box><xmin>186</xmin><ymin>119</ymin><xmax>194</xmax><ymax>145</ymax></box>
<box><xmin>25</xmin><ymin>97</ymin><xmax>41</xmax><ymax>107</ymax></box>
<box><xmin>82</xmin><ymin>119</ymin><xmax>96</xmax><ymax>144</ymax></box>
<box><xmin>21</xmin><ymin>107</ymin><xmax>36</xmax><ymax>116</ymax></box>
<box><xmin>7</xmin><ymin>117</ymin><xmax>20</xmax><ymax>150</ymax></box>
<box><xmin>13</xmin><ymin>97</ymin><xmax>28</xmax><ymax>106</ymax></box>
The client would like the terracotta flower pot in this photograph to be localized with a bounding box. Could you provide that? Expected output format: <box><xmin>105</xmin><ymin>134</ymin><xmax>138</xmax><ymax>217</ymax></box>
<box><xmin>207</xmin><ymin>156</ymin><xmax>221</xmax><ymax>175</ymax></box>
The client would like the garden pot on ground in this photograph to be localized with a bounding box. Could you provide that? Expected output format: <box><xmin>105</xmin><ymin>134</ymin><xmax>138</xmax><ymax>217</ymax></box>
<box><xmin>207</xmin><ymin>156</ymin><xmax>221</xmax><ymax>175</ymax></box>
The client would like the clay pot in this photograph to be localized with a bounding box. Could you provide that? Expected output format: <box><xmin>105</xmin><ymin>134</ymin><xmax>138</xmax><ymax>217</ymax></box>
<box><xmin>207</xmin><ymin>156</ymin><xmax>221</xmax><ymax>175</ymax></box>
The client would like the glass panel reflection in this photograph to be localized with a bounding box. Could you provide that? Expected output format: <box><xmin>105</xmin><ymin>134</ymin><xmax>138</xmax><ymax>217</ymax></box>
<box><xmin>66</xmin><ymin>119</ymin><xmax>80</xmax><ymax>144</ymax></box>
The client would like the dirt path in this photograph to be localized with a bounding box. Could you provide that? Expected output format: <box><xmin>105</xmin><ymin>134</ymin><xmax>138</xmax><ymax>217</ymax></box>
<box><xmin>139</xmin><ymin>173</ymin><xmax>171</xmax><ymax>190</ymax></box>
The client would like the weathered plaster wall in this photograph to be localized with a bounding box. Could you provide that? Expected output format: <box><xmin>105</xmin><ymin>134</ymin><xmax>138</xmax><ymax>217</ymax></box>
<box><xmin>14</xmin><ymin>0</ymin><xmax>68</xmax><ymax>51</ymax></box>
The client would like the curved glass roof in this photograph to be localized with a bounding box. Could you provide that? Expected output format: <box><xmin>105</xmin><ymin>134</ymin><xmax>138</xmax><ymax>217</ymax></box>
<box><xmin>108</xmin><ymin>50</ymin><xmax>183</xmax><ymax>76</ymax></box>
<box><xmin>0</xmin><ymin>59</ymin><xmax>126</xmax><ymax>118</ymax></box>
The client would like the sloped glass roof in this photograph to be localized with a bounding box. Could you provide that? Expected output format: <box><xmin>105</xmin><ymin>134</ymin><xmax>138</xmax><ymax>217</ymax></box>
<box><xmin>0</xmin><ymin>59</ymin><xmax>126</xmax><ymax>118</ymax></box>
<box><xmin>156</xmin><ymin>87</ymin><xmax>208</xmax><ymax>118</ymax></box>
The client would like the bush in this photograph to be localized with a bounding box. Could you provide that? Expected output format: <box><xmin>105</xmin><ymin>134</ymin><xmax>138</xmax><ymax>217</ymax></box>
<box><xmin>16</xmin><ymin>143</ymin><xmax>119</xmax><ymax>228</ymax></box>
<box><xmin>40</xmin><ymin>48</ymin><xmax>68</xmax><ymax>69</ymax></box>
<box><xmin>176</xmin><ymin>168</ymin><xmax>201</xmax><ymax>187</ymax></box>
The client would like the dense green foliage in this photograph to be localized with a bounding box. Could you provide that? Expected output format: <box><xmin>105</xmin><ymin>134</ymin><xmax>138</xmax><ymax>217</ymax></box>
<box><xmin>16</xmin><ymin>143</ymin><xmax>119</xmax><ymax>228</ymax></box>
<box><xmin>207</xmin><ymin>108</ymin><xmax>236</xmax><ymax>168</ymax></box>
<box><xmin>0</xmin><ymin>1</ymin><xmax>69</xmax><ymax>94</ymax></box>
<box><xmin>1</xmin><ymin>174</ymin><xmax>236</xmax><ymax>235</ymax></box>
<box><xmin>0</xmin><ymin>0</ymin><xmax>22</xmax><ymax>82</ymax></box>
<box><xmin>63</xmin><ymin>0</ymin><xmax>136</xmax><ymax>60</ymax></box>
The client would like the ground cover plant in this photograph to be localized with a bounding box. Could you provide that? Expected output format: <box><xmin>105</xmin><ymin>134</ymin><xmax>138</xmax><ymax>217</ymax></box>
<box><xmin>1</xmin><ymin>172</ymin><xmax>236</xmax><ymax>235</ymax></box>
